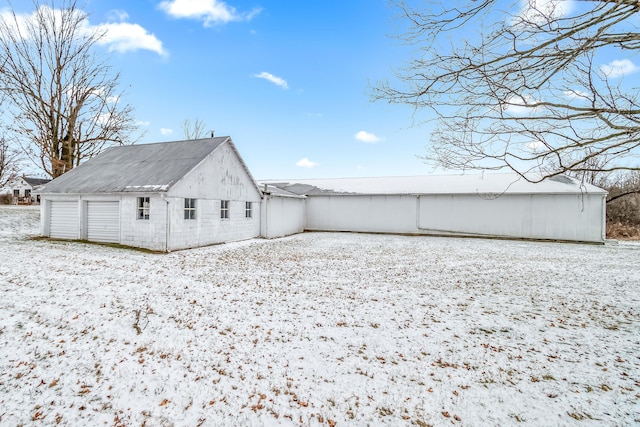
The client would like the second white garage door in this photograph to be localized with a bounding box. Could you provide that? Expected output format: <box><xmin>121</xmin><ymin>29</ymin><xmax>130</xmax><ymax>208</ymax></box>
<box><xmin>87</xmin><ymin>201</ymin><xmax>120</xmax><ymax>243</ymax></box>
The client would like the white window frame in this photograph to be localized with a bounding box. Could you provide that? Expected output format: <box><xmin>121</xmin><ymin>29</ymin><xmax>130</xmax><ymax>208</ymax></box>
<box><xmin>245</xmin><ymin>201</ymin><xmax>252</xmax><ymax>218</ymax></box>
<box><xmin>184</xmin><ymin>198</ymin><xmax>196</xmax><ymax>220</ymax></box>
<box><xmin>137</xmin><ymin>197</ymin><xmax>150</xmax><ymax>220</ymax></box>
<box><xmin>221</xmin><ymin>200</ymin><xmax>229</xmax><ymax>219</ymax></box>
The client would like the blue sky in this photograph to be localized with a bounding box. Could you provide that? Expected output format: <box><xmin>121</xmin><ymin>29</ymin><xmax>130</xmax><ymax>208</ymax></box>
<box><xmin>7</xmin><ymin>0</ymin><xmax>638</xmax><ymax>180</ymax></box>
<box><xmin>10</xmin><ymin>0</ymin><xmax>433</xmax><ymax>180</ymax></box>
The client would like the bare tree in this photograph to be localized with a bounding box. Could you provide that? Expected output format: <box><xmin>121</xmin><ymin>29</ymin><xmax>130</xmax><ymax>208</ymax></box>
<box><xmin>603</xmin><ymin>170</ymin><xmax>640</xmax><ymax>238</ymax></box>
<box><xmin>605</xmin><ymin>170</ymin><xmax>640</xmax><ymax>204</ymax></box>
<box><xmin>373</xmin><ymin>0</ymin><xmax>640</xmax><ymax>183</ymax></box>
<box><xmin>0</xmin><ymin>132</ymin><xmax>21</xmax><ymax>188</ymax></box>
<box><xmin>0</xmin><ymin>89</ymin><xmax>20</xmax><ymax>187</ymax></box>
<box><xmin>182</xmin><ymin>118</ymin><xmax>209</xmax><ymax>140</ymax></box>
<box><xmin>0</xmin><ymin>0</ymin><xmax>139</xmax><ymax>178</ymax></box>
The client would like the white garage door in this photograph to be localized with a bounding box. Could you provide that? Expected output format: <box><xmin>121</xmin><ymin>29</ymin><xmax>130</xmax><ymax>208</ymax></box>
<box><xmin>87</xmin><ymin>201</ymin><xmax>120</xmax><ymax>243</ymax></box>
<box><xmin>50</xmin><ymin>201</ymin><xmax>79</xmax><ymax>239</ymax></box>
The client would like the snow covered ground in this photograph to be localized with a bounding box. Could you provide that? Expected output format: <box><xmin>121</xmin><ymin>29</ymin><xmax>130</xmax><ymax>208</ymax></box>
<box><xmin>0</xmin><ymin>205</ymin><xmax>638</xmax><ymax>426</ymax></box>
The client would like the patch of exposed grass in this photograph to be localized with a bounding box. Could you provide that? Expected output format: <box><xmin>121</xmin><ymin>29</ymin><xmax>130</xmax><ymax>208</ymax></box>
<box><xmin>29</xmin><ymin>236</ymin><xmax>165</xmax><ymax>254</ymax></box>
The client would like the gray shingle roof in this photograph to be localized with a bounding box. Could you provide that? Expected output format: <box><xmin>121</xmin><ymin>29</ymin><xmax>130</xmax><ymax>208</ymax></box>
<box><xmin>23</xmin><ymin>177</ymin><xmax>51</xmax><ymax>187</ymax></box>
<box><xmin>260</xmin><ymin>174</ymin><xmax>607</xmax><ymax>196</ymax></box>
<box><xmin>38</xmin><ymin>137</ymin><xmax>229</xmax><ymax>194</ymax></box>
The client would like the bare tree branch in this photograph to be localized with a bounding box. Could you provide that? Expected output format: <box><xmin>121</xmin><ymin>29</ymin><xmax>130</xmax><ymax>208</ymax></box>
<box><xmin>182</xmin><ymin>118</ymin><xmax>209</xmax><ymax>140</ymax></box>
<box><xmin>603</xmin><ymin>170</ymin><xmax>640</xmax><ymax>203</ymax></box>
<box><xmin>373</xmin><ymin>0</ymin><xmax>640</xmax><ymax>182</ymax></box>
<box><xmin>0</xmin><ymin>132</ymin><xmax>21</xmax><ymax>187</ymax></box>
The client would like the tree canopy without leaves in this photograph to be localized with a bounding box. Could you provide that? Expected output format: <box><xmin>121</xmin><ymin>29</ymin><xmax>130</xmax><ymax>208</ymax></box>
<box><xmin>0</xmin><ymin>0</ymin><xmax>139</xmax><ymax>178</ymax></box>
<box><xmin>0</xmin><ymin>132</ymin><xmax>21</xmax><ymax>187</ymax></box>
<box><xmin>373</xmin><ymin>0</ymin><xmax>640</xmax><ymax>183</ymax></box>
<box><xmin>182</xmin><ymin>118</ymin><xmax>209</xmax><ymax>140</ymax></box>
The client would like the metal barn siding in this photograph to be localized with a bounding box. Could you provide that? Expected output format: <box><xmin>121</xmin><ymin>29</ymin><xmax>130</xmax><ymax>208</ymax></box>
<box><xmin>49</xmin><ymin>201</ymin><xmax>79</xmax><ymax>240</ymax></box>
<box><xmin>417</xmin><ymin>193</ymin><xmax>605</xmax><ymax>242</ymax></box>
<box><xmin>304</xmin><ymin>195</ymin><xmax>417</xmax><ymax>234</ymax></box>
<box><xmin>261</xmin><ymin>195</ymin><xmax>306</xmax><ymax>238</ymax></box>
<box><xmin>263</xmin><ymin>174</ymin><xmax>607</xmax><ymax>244</ymax></box>
<box><xmin>303</xmin><ymin>193</ymin><xmax>605</xmax><ymax>243</ymax></box>
<box><xmin>86</xmin><ymin>201</ymin><xmax>121</xmax><ymax>243</ymax></box>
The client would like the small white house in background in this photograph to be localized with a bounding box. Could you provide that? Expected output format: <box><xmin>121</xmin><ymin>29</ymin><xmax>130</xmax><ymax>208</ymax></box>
<box><xmin>36</xmin><ymin>136</ymin><xmax>608</xmax><ymax>250</ymax></box>
<box><xmin>261</xmin><ymin>174</ymin><xmax>608</xmax><ymax>243</ymax></box>
<box><xmin>36</xmin><ymin>137</ymin><xmax>262</xmax><ymax>251</ymax></box>
<box><xmin>1</xmin><ymin>176</ymin><xmax>51</xmax><ymax>204</ymax></box>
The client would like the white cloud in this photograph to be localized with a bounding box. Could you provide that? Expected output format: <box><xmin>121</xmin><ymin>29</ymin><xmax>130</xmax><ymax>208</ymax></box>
<box><xmin>96</xmin><ymin>113</ymin><xmax>112</xmax><ymax>124</ymax></box>
<box><xmin>106</xmin><ymin>95</ymin><xmax>120</xmax><ymax>104</ymax></box>
<box><xmin>254</xmin><ymin>72</ymin><xmax>289</xmax><ymax>89</ymax></box>
<box><xmin>0</xmin><ymin>7</ymin><xmax>34</xmax><ymax>35</ymax></box>
<box><xmin>2</xmin><ymin>5</ymin><xmax>166</xmax><ymax>57</ymax></box>
<box><xmin>526</xmin><ymin>140</ymin><xmax>546</xmax><ymax>151</ymax></box>
<box><xmin>296</xmin><ymin>157</ymin><xmax>317</xmax><ymax>168</ymax></box>
<box><xmin>160</xmin><ymin>128</ymin><xmax>173</xmax><ymax>135</ymax></box>
<box><xmin>96</xmin><ymin>22</ymin><xmax>166</xmax><ymax>56</ymax></box>
<box><xmin>136</xmin><ymin>120</ymin><xmax>150</xmax><ymax>126</ymax></box>
<box><xmin>563</xmin><ymin>89</ymin><xmax>589</xmax><ymax>100</ymax></box>
<box><xmin>158</xmin><ymin>0</ymin><xmax>261</xmax><ymax>26</ymax></box>
<box><xmin>500</xmin><ymin>95</ymin><xmax>541</xmax><ymax>115</ymax></box>
<box><xmin>354</xmin><ymin>130</ymin><xmax>382</xmax><ymax>143</ymax></box>
<box><xmin>515</xmin><ymin>0</ymin><xmax>573</xmax><ymax>25</ymax></box>
<box><xmin>107</xmin><ymin>9</ymin><xmax>129</xmax><ymax>22</ymax></box>
<box><xmin>600</xmin><ymin>59</ymin><xmax>640</xmax><ymax>78</ymax></box>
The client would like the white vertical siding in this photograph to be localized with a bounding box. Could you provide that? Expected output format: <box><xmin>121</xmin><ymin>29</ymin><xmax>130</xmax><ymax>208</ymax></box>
<box><xmin>305</xmin><ymin>195</ymin><xmax>418</xmax><ymax>234</ymax></box>
<box><xmin>417</xmin><ymin>193</ymin><xmax>605</xmax><ymax>242</ymax></box>
<box><xmin>262</xmin><ymin>195</ymin><xmax>306</xmax><ymax>238</ymax></box>
<box><xmin>303</xmin><ymin>193</ymin><xmax>605</xmax><ymax>243</ymax></box>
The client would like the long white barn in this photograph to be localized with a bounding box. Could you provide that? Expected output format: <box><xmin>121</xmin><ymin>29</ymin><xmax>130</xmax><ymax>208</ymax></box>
<box><xmin>261</xmin><ymin>175</ymin><xmax>607</xmax><ymax>243</ymax></box>
<box><xmin>37</xmin><ymin>137</ymin><xmax>607</xmax><ymax>250</ymax></box>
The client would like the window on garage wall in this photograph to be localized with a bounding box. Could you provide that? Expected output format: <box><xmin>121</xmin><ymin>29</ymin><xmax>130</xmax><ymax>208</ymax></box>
<box><xmin>245</xmin><ymin>202</ymin><xmax>252</xmax><ymax>218</ymax></box>
<box><xmin>137</xmin><ymin>197</ymin><xmax>150</xmax><ymax>220</ymax></box>
<box><xmin>184</xmin><ymin>198</ymin><xmax>196</xmax><ymax>220</ymax></box>
<box><xmin>221</xmin><ymin>200</ymin><xmax>229</xmax><ymax>219</ymax></box>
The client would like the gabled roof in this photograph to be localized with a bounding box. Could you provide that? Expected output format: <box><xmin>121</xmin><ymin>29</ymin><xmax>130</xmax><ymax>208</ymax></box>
<box><xmin>23</xmin><ymin>177</ymin><xmax>51</xmax><ymax>187</ymax></box>
<box><xmin>260</xmin><ymin>184</ymin><xmax>307</xmax><ymax>199</ymax></box>
<box><xmin>261</xmin><ymin>173</ymin><xmax>607</xmax><ymax>196</ymax></box>
<box><xmin>38</xmin><ymin>137</ymin><xmax>243</xmax><ymax>194</ymax></box>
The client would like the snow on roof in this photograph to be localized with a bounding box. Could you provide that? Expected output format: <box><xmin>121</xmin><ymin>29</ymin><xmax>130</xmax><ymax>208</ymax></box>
<box><xmin>261</xmin><ymin>173</ymin><xmax>607</xmax><ymax>196</ymax></box>
<box><xmin>38</xmin><ymin>137</ymin><xmax>229</xmax><ymax>194</ymax></box>
<box><xmin>261</xmin><ymin>184</ymin><xmax>307</xmax><ymax>198</ymax></box>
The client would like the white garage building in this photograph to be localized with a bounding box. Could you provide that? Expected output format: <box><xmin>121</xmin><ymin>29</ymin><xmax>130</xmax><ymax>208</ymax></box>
<box><xmin>37</xmin><ymin>137</ymin><xmax>262</xmax><ymax>251</ymax></box>
<box><xmin>37</xmin><ymin>136</ymin><xmax>607</xmax><ymax>250</ymax></box>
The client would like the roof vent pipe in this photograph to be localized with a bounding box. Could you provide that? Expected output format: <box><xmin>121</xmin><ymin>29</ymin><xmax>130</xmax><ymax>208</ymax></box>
<box><xmin>210</xmin><ymin>130</ymin><xmax>215</xmax><ymax>137</ymax></box>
